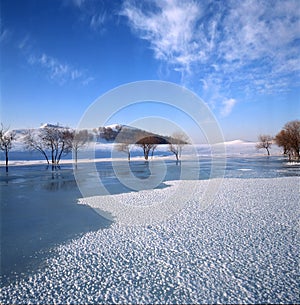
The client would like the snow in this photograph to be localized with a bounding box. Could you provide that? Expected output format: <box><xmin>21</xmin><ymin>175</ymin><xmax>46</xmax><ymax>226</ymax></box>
<box><xmin>39</xmin><ymin>123</ymin><xmax>65</xmax><ymax>129</ymax></box>
<box><xmin>1</xmin><ymin>177</ymin><xmax>299</xmax><ymax>304</ymax></box>
<box><xmin>223</xmin><ymin>139</ymin><xmax>248</xmax><ymax>145</ymax></box>
<box><xmin>104</xmin><ymin>123</ymin><xmax>143</xmax><ymax>131</ymax></box>
<box><xmin>103</xmin><ymin>123</ymin><xmax>122</xmax><ymax>131</ymax></box>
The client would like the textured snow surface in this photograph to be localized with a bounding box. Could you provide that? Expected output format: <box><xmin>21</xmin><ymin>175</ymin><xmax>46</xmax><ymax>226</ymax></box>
<box><xmin>1</xmin><ymin>177</ymin><xmax>299</xmax><ymax>304</ymax></box>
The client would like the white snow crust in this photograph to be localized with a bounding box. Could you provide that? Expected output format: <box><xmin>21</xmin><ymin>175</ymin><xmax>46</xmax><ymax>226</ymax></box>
<box><xmin>1</xmin><ymin>177</ymin><xmax>299</xmax><ymax>304</ymax></box>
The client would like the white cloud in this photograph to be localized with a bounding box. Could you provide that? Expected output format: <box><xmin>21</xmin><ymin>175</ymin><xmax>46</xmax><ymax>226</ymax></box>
<box><xmin>28</xmin><ymin>53</ymin><xmax>93</xmax><ymax>86</ymax></box>
<box><xmin>90</xmin><ymin>11</ymin><xmax>107</xmax><ymax>30</ymax></box>
<box><xmin>0</xmin><ymin>18</ymin><xmax>10</xmax><ymax>43</ymax></box>
<box><xmin>17</xmin><ymin>34</ymin><xmax>93</xmax><ymax>86</ymax></box>
<box><xmin>0</xmin><ymin>28</ymin><xmax>10</xmax><ymax>43</ymax></box>
<box><xmin>66</xmin><ymin>0</ymin><xmax>109</xmax><ymax>31</ymax></box>
<box><xmin>81</xmin><ymin>76</ymin><xmax>95</xmax><ymax>86</ymax></box>
<box><xmin>18</xmin><ymin>35</ymin><xmax>31</xmax><ymax>50</ymax></box>
<box><xmin>65</xmin><ymin>0</ymin><xmax>86</xmax><ymax>8</ymax></box>
<box><xmin>121</xmin><ymin>0</ymin><xmax>300</xmax><ymax>102</ymax></box>
<box><xmin>221</xmin><ymin>98</ymin><xmax>237</xmax><ymax>117</ymax></box>
<box><xmin>121</xmin><ymin>0</ymin><xmax>202</xmax><ymax>72</ymax></box>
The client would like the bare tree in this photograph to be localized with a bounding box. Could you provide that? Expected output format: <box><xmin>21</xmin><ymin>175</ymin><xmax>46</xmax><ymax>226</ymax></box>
<box><xmin>39</xmin><ymin>126</ymin><xmax>72</xmax><ymax>165</ymax></box>
<box><xmin>275</xmin><ymin>130</ymin><xmax>292</xmax><ymax>160</ymax></box>
<box><xmin>71</xmin><ymin>129</ymin><xmax>92</xmax><ymax>164</ymax></box>
<box><xmin>137</xmin><ymin>143</ymin><xmax>154</xmax><ymax>161</ymax></box>
<box><xmin>256</xmin><ymin>134</ymin><xmax>272</xmax><ymax>156</ymax></box>
<box><xmin>136</xmin><ymin>136</ymin><xmax>161</xmax><ymax>160</ymax></box>
<box><xmin>150</xmin><ymin>144</ymin><xmax>157</xmax><ymax>159</ymax></box>
<box><xmin>275</xmin><ymin>120</ymin><xmax>300</xmax><ymax>160</ymax></box>
<box><xmin>116</xmin><ymin>142</ymin><xmax>133</xmax><ymax>161</ymax></box>
<box><xmin>168</xmin><ymin>132</ymin><xmax>189</xmax><ymax>161</ymax></box>
<box><xmin>0</xmin><ymin>124</ymin><xmax>16</xmax><ymax>172</ymax></box>
<box><xmin>23</xmin><ymin>125</ymin><xmax>73</xmax><ymax>167</ymax></box>
<box><xmin>100</xmin><ymin>125</ymin><xmax>122</xmax><ymax>141</ymax></box>
<box><xmin>57</xmin><ymin>129</ymin><xmax>73</xmax><ymax>164</ymax></box>
<box><xmin>23</xmin><ymin>129</ymin><xmax>50</xmax><ymax>164</ymax></box>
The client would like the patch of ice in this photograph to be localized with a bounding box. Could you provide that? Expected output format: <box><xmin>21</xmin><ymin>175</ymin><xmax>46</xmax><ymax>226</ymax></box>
<box><xmin>1</xmin><ymin>177</ymin><xmax>299</xmax><ymax>304</ymax></box>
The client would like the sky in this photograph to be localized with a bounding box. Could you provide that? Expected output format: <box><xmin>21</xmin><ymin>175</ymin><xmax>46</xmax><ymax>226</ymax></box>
<box><xmin>1</xmin><ymin>0</ymin><xmax>300</xmax><ymax>141</ymax></box>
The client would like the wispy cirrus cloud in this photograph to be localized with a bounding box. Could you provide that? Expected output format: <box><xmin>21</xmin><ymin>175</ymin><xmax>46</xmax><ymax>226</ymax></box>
<box><xmin>28</xmin><ymin>53</ymin><xmax>94</xmax><ymax>86</ymax></box>
<box><xmin>221</xmin><ymin>98</ymin><xmax>237</xmax><ymax>117</ymax></box>
<box><xmin>121</xmin><ymin>0</ymin><xmax>201</xmax><ymax>73</ymax></box>
<box><xmin>17</xmin><ymin>34</ymin><xmax>93</xmax><ymax>86</ymax></box>
<box><xmin>0</xmin><ymin>28</ymin><xmax>11</xmax><ymax>43</ymax></box>
<box><xmin>65</xmin><ymin>0</ymin><xmax>108</xmax><ymax>32</ymax></box>
<box><xmin>121</xmin><ymin>0</ymin><xmax>300</xmax><ymax>115</ymax></box>
<box><xmin>69</xmin><ymin>0</ymin><xmax>86</xmax><ymax>7</ymax></box>
<box><xmin>0</xmin><ymin>18</ymin><xmax>12</xmax><ymax>43</ymax></box>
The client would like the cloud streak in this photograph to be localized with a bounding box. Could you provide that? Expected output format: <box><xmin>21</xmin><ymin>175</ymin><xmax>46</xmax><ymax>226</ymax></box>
<box><xmin>121</xmin><ymin>0</ymin><xmax>300</xmax><ymax>115</ymax></box>
<box><xmin>121</xmin><ymin>0</ymin><xmax>201</xmax><ymax>73</ymax></box>
<box><xmin>65</xmin><ymin>0</ymin><xmax>109</xmax><ymax>31</ymax></box>
<box><xmin>15</xmin><ymin>21</ymin><xmax>94</xmax><ymax>87</ymax></box>
<box><xmin>221</xmin><ymin>98</ymin><xmax>237</xmax><ymax>117</ymax></box>
<box><xmin>28</xmin><ymin>53</ymin><xmax>93</xmax><ymax>86</ymax></box>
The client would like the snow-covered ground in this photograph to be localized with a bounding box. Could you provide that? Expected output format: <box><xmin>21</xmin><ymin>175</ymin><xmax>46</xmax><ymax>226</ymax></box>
<box><xmin>1</xmin><ymin>177</ymin><xmax>299</xmax><ymax>304</ymax></box>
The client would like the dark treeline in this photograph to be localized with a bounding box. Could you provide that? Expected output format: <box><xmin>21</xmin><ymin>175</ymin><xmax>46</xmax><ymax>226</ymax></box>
<box><xmin>256</xmin><ymin>120</ymin><xmax>300</xmax><ymax>161</ymax></box>
<box><xmin>0</xmin><ymin>123</ymin><xmax>189</xmax><ymax>170</ymax></box>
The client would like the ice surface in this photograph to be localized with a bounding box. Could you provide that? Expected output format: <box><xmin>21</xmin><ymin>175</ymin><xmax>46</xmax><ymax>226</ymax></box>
<box><xmin>1</xmin><ymin>177</ymin><xmax>299</xmax><ymax>304</ymax></box>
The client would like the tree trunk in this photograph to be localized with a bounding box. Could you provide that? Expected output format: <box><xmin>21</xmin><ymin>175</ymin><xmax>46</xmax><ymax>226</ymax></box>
<box><xmin>5</xmin><ymin>149</ymin><xmax>8</xmax><ymax>172</ymax></box>
<box><xmin>75</xmin><ymin>148</ymin><xmax>78</xmax><ymax>164</ymax></box>
<box><xmin>42</xmin><ymin>151</ymin><xmax>50</xmax><ymax>164</ymax></box>
<box><xmin>51</xmin><ymin>147</ymin><xmax>55</xmax><ymax>164</ymax></box>
<box><xmin>36</xmin><ymin>147</ymin><xmax>49</xmax><ymax>164</ymax></box>
<box><xmin>266</xmin><ymin>147</ymin><xmax>270</xmax><ymax>156</ymax></box>
<box><xmin>143</xmin><ymin>146</ymin><xmax>149</xmax><ymax>160</ymax></box>
<box><xmin>57</xmin><ymin>143</ymin><xmax>65</xmax><ymax>164</ymax></box>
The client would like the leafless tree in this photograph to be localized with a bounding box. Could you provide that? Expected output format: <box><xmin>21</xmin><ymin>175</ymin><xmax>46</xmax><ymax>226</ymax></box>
<box><xmin>275</xmin><ymin>120</ymin><xmax>300</xmax><ymax>160</ymax></box>
<box><xmin>0</xmin><ymin>124</ymin><xmax>16</xmax><ymax>172</ymax></box>
<box><xmin>23</xmin><ymin>125</ymin><xmax>73</xmax><ymax>166</ymax></box>
<box><xmin>99</xmin><ymin>125</ymin><xmax>122</xmax><ymax>141</ymax></box>
<box><xmin>168</xmin><ymin>132</ymin><xmax>189</xmax><ymax>161</ymax></box>
<box><xmin>116</xmin><ymin>142</ymin><xmax>133</xmax><ymax>161</ymax></box>
<box><xmin>24</xmin><ymin>129</ymin><xmax>50</xmax><ymax>164</ymax></box>
<box><xmin>40</xmin><ymin>126</ymin><xmax>73</xmax><ymax>165</ymax></box>
<box><xmin>136</xmin><ymin>136</ymin><xmax>161</xmax><ymax>160</ymax></box>
<box><xmin>150</xmin><ymin>144</ymin><xmax>157</xmax><ymax>159</ymax></box>
<box><xmin>71</xmin><ymin>129</ymin><xmax>92</xmax><ymax>164</ymax></box>
<box><xmin>256</xmin><ymin>134</ymin><xmax>273</xmax><ymax>156</ymax></box>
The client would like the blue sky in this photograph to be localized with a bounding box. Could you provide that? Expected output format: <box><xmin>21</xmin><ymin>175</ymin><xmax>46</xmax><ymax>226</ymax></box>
<box><xmin>1</xmin><ymin>0</ymin><xmax>299</xmax><ymax>141</ymax></box>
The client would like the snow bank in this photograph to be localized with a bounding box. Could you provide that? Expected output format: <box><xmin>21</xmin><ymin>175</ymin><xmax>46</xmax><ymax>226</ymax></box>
<box><xmin>1</xmin><ymin>177</ymin><xmax>299</xmax><ymax>304</ymax></box>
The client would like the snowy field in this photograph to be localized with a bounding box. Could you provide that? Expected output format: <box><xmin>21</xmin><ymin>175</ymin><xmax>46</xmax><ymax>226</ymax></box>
<box><xmin>1</xmin><ymin>177</ymin><xmax>299</xmax><ymax>304</ymax></box>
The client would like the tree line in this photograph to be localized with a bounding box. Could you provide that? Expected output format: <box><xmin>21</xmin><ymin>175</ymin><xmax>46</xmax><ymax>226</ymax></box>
<box><xmin>0</xmin><ymin>124</ymin><xmax>189</xmax><ymax>171</ymax></box>
<box><xmin>256</xmin><ymin>120</ymin><xmax>300</xmax><ymax>160</ymax></box>
<box><xmin>2</xmin><ymin>119</ymin><xmax>298</xmax><ymax>171</ymax></box>
<box><xmin>0</xmin><ymin>124</ymin><xmax>91</xmax><ymax>171</ymax></box>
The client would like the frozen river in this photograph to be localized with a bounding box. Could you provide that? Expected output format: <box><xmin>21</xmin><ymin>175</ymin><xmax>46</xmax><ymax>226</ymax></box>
<box><xmin>0</xmin><ymin>154</ymin><xmax>299</xmax><ymax>303</ymax></box>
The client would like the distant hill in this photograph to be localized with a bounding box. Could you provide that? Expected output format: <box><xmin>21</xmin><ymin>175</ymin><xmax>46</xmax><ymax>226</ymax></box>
<box><xmin>10</xmin><ymin>123</ymin><xmax>187</xmax><ymax>147</ymax></box>
<box><xmin>98</xmin><ymin>124</ymin><xmax>187</xmax><ymax>145</ymax></box>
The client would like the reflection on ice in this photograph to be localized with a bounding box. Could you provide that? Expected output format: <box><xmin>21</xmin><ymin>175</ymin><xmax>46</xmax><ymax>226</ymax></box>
<box><xmin>0</xmin><ymin>166</ymin><xmax>112</xmax><ymax>286</ymax></box>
